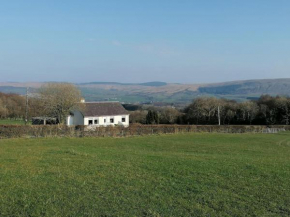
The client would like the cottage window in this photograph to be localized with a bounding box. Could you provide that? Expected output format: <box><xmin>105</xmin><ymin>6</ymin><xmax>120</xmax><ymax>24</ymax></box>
<box><xmin>94</xmin><ymin>119</ymin><xmax>98</xmax><ymax>124</ymax></box>
<box><xmin>122</xmin><ymin>117</ymin><xmax>126</xmax><ymax>122</ymax></box>
<box><xmin>104</xmin><ymin>119</ymin><xmax>106</xmax><ymax>123</ymax></box>
<box><xmin>88</xmin><ymin>120</ymin><xmax>93</xmax><ymax>125</ymax></box>
<box><xmin>110</xmin><ymin>118</ymin><xmax>114</xmax><ymax>123</ymax></box>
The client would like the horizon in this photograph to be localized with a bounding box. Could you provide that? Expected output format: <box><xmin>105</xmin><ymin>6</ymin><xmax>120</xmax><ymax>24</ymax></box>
<box><xmin>1</xmin><ymin>1</ymin><xmax>290</xmax><ymax>83</ymax></box>
<box><xmin>2</xmin><ymin>77</ymin><xmax>290</xmax><ymax>85</ymax></box>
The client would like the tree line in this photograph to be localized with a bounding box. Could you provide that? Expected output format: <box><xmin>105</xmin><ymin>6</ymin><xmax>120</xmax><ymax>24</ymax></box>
<box><xmin>183</xmin><ymin>95</ymin><xmax>290</xmax><ymax>125</ymax></box>
<box><xmin>130</xmin><ymin>95</ymin><xmax>290</xmax><ymax>125</ymax></box>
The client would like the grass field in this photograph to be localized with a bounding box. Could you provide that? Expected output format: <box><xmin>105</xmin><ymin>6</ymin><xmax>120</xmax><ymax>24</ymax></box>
<box><xmin>1</xmin><ymin>133</ymin><xmax>290</xmax><ymax>216</ymax></box>
<box><xmin>0</xmin><ymin>119</ymin><xmax>27</xmax><ymax>125</ymax></box>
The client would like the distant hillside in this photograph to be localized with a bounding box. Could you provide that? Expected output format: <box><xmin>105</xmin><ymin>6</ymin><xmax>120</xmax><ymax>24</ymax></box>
<box><xmin>0</xmin><ymin>78</ymin><xmax>290</xmax><ymax>103</ymax></box>
<box><xmin>80</xmin><ymin>81</ymin><xmax>167</xmax><ymax>87</ymax></box>
<box><xmin>79</xmin><ymin>82</ymin><xmax>131</xmax><ymax>86</ymax></box>
<box><xmin>139</xmin><ymin>82</ymin><xmax>167</xmax><ymax>87</ymax></box>
<box><xmin>0</xmin><ymin>86</ymin><xmax>28</xmax><ymax>95</ymax></box>
<box><xmin>198</xmin><ymin>79</ymin><xmax>290</xmax><ymax>95</ymax></box>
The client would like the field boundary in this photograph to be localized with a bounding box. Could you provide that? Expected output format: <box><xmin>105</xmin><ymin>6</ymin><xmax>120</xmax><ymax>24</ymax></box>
<box><xmin>0</xmin><ymin>124</ymin><xmax>289</xmax><ymax>139</ymax></box>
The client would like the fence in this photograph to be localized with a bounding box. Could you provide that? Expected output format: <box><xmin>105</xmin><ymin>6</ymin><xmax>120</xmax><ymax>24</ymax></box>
<box><xmin>0</xmin><ymin>124</ymin><xmax>290</xmax><ymax>139</ymax></box>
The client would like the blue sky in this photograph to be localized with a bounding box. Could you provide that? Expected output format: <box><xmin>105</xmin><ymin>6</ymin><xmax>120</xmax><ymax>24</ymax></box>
<box><xmin>0</xmin><ymin>0</ymin><xmax>289</xmax><ymax>83</ymax></box>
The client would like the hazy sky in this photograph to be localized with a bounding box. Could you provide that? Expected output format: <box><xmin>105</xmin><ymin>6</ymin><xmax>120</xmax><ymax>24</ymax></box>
<box><xmin>1</xmin><ymin>0</ymin><xmax>290</xmax><ymax>84</ymax></box>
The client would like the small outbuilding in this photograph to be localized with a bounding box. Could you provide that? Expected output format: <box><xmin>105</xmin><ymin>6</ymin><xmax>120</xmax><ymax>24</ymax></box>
<box><xmin>32</xmin><ymin>117</ymin><xmax>58</xmax><ymax>125</ymax></box>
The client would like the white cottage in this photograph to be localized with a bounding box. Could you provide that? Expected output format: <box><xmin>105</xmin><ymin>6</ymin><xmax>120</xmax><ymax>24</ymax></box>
<box><xmin>66</xmin><ymin>102</ymin><xmax>130</xmax><ymax>127</ymax></box>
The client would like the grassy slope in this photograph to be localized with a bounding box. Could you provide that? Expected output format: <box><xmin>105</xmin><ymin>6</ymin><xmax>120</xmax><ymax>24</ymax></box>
<box><xmin>0</xmin><ymin>133</ymin><xmax>290</xmax><ymax>216</ymax></box>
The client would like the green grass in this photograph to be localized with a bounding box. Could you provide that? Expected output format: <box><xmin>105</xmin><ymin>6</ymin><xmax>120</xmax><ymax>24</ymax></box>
<box><xmin>1</xmin><ymin>133</ymin><xmax>290</xmax><ymax>216</ymax></box>
<box><xmin>0</xmin><ymin>119</ymin><xmax>28</xmax><ymax>125</ymax></box>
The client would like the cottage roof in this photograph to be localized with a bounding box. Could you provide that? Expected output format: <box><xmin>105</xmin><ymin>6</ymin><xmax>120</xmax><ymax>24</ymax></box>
<box><xmin>81</xmin><ymin>102</ymin><xmax>129</xmax><ymax>117</ymax></box>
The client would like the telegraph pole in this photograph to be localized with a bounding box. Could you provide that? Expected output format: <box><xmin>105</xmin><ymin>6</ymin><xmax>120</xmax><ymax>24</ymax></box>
<box><xmin>218</xmin><ymin>106</ymin><xmax>221</xmax><ymax>126</ymax></box>
<box><xmin>25</xmin><ymin>87</ymin><xmax>29</xmax><ymax>125</ymax></box>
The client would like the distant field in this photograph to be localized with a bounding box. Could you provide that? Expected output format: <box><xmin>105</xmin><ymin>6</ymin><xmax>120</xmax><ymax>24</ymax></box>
<box><xmin>0</xmin><ymin>119</ymin><xmax>27</xmax><ymax>125</ymax></box>
<box><xmin>1</xmin><ymin>133</ymin><xmax>290</xmax><ymax>216</ymax></box>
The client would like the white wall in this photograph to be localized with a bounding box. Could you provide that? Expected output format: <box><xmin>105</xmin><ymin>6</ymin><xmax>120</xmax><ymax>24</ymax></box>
<box><xmin>84</xmin><ymin>115</ymin><xmax>129</xmax><ymax>127</ymax></box>
<box><xmin>66</xmin><ymin>115</ymin><xmax>74</xmax><ymax>126</ymax></box>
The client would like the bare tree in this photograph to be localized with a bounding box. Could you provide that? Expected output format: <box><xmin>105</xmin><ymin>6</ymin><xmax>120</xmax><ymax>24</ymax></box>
<box><xmin>220</xmin><ymin>100</ymin><xmax>237</xmax><ymax>125</ymax></box>
<box><xmin>185</xmin><ymin>97</ymin><xmax>221</xmax><ymax>124</ymax></box>
<box><xmin>237</xmin><ymin>101</ymin><xmax>259</xmax><ymax>124</ymax></box>
<box><xmin>159</xmin><ymin>107</ymin><xmax>181</xmax><ymax>124</ymax></box>
<box><xmin>0</xmin><ymin>92</ymin><xmax>25</xmax><ymax>120</ymax></box>
<box><xmin>0</xmin><ymin>98</ymin><xmax>8</xmax><ymax>119</ymax></box>
<box><xmin>130</xmin><ymin>110</ymin><xmax>148</xmax><ymax>124</ymax></box>
<box><xmin>184</xmin><ymin>98</ymin><xmax>207</xmax><ymax>124</ymax></box>
<box><xmin>276</xmin><ymin>97</ymin><xmax>290</xmax><ymax>125</ymax></box>
<box><xmin>39</xmin><ymin>83</ymin><xmax>83</xmax><ymax>124</ymax></box>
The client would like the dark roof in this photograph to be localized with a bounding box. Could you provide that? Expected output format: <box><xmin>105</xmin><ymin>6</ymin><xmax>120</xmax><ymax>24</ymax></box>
<box><xmin>81</xmin><ymin>102</ymin><xmax>129</xmax><ymax>117</ymax></box>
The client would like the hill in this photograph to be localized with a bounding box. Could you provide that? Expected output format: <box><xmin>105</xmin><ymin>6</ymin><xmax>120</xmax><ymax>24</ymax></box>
<box><xmin>0</xmin><ymin>78</ymin><xmax>290</xmax><ymax>103</ymax></box>
<box><xmin>198</xmin><ymin>78</ymin><xmax>290</xmax><ymax>95</ymax></box>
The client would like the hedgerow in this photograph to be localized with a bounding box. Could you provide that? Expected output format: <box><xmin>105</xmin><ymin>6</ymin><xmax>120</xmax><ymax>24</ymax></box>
<box><xmin>0</xmin><ymin>124</ymin><xmax>289</xmax><ymax>139</ymax></box>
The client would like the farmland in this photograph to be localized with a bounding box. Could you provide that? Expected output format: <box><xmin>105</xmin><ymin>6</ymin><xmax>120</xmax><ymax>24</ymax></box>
<box><xmin>1</xmin><ymin>133</ymin><xmax>290</xmax><ymax>216</ymax></box>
